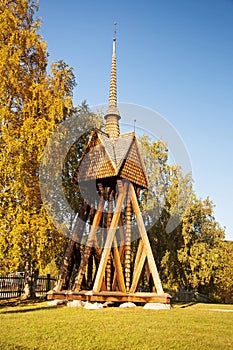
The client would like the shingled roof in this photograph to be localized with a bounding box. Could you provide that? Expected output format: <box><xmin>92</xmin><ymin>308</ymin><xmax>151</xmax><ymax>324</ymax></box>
<box><xmin>72</xmin><ymin>129</ymin><xmax>149</xmax><ymax>189</ymax></box>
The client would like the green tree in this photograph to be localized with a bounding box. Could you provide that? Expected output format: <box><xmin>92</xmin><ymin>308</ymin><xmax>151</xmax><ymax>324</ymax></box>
<box><xmin>211</xmin><ymin>240</ymin><xmax>233</xmax><ymax>303</ymax></box>
<box><xmin>139</xmin><ymin>136</ymin><xmax>227</xmax><ymax>301</ymax></box>
<box><xmin>177</xmin><ymin>196</ymin><xmax>225</xmax><ymax>292</ymax></box>
<box><xmin>139</xmin><ymin>136</ymin><xmax>193</xmax><ymax>288</ymax></box>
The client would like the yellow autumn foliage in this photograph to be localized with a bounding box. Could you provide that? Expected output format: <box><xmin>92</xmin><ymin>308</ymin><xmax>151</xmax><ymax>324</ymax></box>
<box><xmin>0</xmin><ymin>0</ymin><xmax>75</xmax><ymax>275</ymax></box>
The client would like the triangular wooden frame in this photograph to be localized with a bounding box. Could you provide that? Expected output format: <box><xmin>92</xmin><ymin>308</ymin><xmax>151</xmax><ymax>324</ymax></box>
<box><xmin>57</xmin><ymin>179</ymin><xmax>164</xmax><ymax>296</ymax></box>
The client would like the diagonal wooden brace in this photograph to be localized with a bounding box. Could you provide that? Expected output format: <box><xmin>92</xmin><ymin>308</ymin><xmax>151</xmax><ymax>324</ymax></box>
<box><xmin>73</xmin><ymin>197</ymin><xmax>105</xmax><ymax>292</ymax></box>
<box><xmin>130</xmin><ymin>183</ymin><xmax>164</xmax><ymax>295</ymax></box>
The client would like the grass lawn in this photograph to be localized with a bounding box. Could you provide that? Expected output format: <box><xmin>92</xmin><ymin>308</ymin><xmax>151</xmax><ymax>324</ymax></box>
<box><xmin>0</xmin><ymin>300</ymin><xmax>232</xmax><ymax>350</ymax></box>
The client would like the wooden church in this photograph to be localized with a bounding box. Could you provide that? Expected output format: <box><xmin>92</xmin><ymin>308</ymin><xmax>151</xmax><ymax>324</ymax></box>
<box><xmin>48</xmin><ymin>26</ymin><xmax>170</xmax><ymax>305</ymax></box>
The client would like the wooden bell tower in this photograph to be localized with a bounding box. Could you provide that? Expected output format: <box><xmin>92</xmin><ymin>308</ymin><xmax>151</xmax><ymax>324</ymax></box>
<box><xmin>49</xmin><ymin>24</ymin><xmax>170</xmax><ymax>305</ymax></box>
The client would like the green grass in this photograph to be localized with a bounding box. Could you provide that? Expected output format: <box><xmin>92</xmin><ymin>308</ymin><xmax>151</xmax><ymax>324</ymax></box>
<box><xmin>0</xmin><ymin>301</ymin><xmax>232</xmax><ymax>350</ymax></box>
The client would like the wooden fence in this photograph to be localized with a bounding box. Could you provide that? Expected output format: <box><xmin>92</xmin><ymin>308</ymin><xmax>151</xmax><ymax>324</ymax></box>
<box><xmin>172</xmin><ymin>290</ymin><xmax>212</xmax><ymax>303</ymax></box>
<box><xmin>0</xmin><ymin>275</ymin><xmax>57</xmax><ymax>299</ymax></box>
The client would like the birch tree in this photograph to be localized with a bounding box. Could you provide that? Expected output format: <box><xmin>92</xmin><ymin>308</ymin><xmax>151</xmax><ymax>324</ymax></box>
<box><xmin>0</xmin><ymin>0</ymin><xmax>75</xmax><ymax>296</ymax></box>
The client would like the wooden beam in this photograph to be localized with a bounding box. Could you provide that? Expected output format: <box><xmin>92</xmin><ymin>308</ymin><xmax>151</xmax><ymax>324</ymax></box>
<box><xmin>145</xmin><ymin>261</ymin><xmax>151</xmax><ymax>282</ymax></box>
<box><xmin>129</xmin><ymin>238</ymin><xmax>144</xmax><ymax>293</ymax></box>
<box><xmin>54</xmin><ymin>241</ymin><xmax>74</xmax><ymax>292</ymax></box>
<box><xmin>106</xmin><ymin>190</ymin><xmax>114</xmax><ymax>291</ymax></box>
<box><xmin>112</xmin><ymin>221</ymin><xmax>125</xmax><ymax>290</ymax></box>
<box><xmin>54</xmin><ymin>202</ymin><xmax>89</xmax><ymax>292</ymax></box>
<box><xmin>112</xmin><ymin>237</ymin><xmax>126</xmax><ymax>292</ymax></box>
<box><xmin>48</xmin><ymin>290</ymin><xmax>171</xmax><ymax>304</ymax></box>
<box><xmin>72</xmin><ymin>197</ymin><xmax>104</xmax><ymax>292</ymax></box>
<box><xmin>125</xmin><ymin>196</ymin><xmax>132</xmax><ymax>292</ymax></box>
<box><xmin>118</xmin><ymin>214</ymin><xmax>126</xmax><ymax>246</ymax></box>
<box><xmin>130</xmin><ymin>183</ymin><xmax>164</xmax><ymax>295</ymax></box>
<box><xmin>130</xmin><ymin>247</ymin><xmax>146</xmax><ymax>293</ymax></box>
<box><xmin>93</xmin><ymin>181</ymin><xmax>127</xmax><ymax>292</ymax></box>
<box><xmin>87</xmin><ymin>250</ymin><xmax>94</xmax><ymax>288</ymax></box>
<box><xmin>92</xmin><ymin>237</ymin><xmax>101</xmax><ymax>262</ymax></box>
<box><xmin>133</xmin><ymin>238</ymin><xmax>143</xmax><ymax>276</ymax></box>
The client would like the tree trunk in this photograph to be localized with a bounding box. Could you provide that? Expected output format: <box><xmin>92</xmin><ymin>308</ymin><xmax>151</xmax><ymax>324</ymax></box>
<box><xmin>23</xmin><ymin>270</ymin><xmax>39</xmax><ymax>299</ymax></box>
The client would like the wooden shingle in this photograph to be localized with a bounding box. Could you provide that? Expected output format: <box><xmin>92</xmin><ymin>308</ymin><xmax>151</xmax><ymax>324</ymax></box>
<box><xmin>72</xmin><ymin>129</ymin><xmax>149</xmax><ymax>189</ymax></box>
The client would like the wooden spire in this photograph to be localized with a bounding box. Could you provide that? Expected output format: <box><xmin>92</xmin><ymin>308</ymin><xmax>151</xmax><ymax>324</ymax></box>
<box><xmin>105</xmin><ymin>22</ymin><xmax>121</xmax><ymax>141</ymax></box>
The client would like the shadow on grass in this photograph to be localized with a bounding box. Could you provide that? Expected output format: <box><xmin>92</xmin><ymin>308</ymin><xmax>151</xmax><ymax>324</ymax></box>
<box><xmin>0</xmin><ymin>297</ymin><xmax>64</xmax><ymax>315</ymax></box>
<box><xmin>172</xmin><ymin>302</ymin><xmax>197</xmax><ymax>308</ymax></box>
<box><xmin>0</xmin><ymin>305</ymin><xmax>63</xmax><ymax>315</ymax></box>
<box><xmin>0</xmin><ymin>297</ymin><xmax>47</xmax><ymax>308</ymax></box>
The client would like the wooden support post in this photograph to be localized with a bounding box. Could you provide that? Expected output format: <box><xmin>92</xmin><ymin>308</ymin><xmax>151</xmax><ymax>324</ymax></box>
<box><xmin>106</xmin><ymin>257</ymin><xmax>112</xmax><ymax>291</ymax></box>
<box><xmin>112</xmin><ymin>216</ymin><xmax>125</xmax><ymax>290</ymax></box>
<box><xmin>118</xmin><ymin>215</ymin><xmax>126</xmax><ymax>244</ymax></box>
<box><xmin>55</xmin><ymin>242</ymin><xmax>74</xmax><ymax>292</ymax></box>
<box><xmin>145</xmin><ymin>261</ymin><xmax>151</xmax><ymax>282</ymax></box>
<box><xmin>130</xmin><ymin>183</ymin><xmax>164</xmax><ymax>295</ymax></box>
<box><xmin>130</xmin><ymin>238</ymin><xmax>146</xmax><ymax>293</ymax></box>
<box><xmin>92</xmin><ymin>238</ymin><xmax>101</xmax><ymax>262</ymax></box>
<box><xmin>93</xmin><ymin>181</ymin><xmax>127</xmax><ymax>292</ymax></box>
<box><xmin>125</xmin><ymin>194</ymin><xmax>132</xmax><ymax>292</ymax></box>
<box><xmin>130</xmin><ymin>248</ymin><xmax>146</xmax><ymax>293</ymax></box>
<box><xmin>132</xmin><ymin>238</ymin><xmax>143</xmax><ymax>276</ymax></box>
<box><xmin>87</xmin><ymin>249</ymin><xmax>94</xmax><ymax>288</ymax></box>
<box><xmin>112</xmin><ymin>237</ymin><xmax>126</xmax><ymax>292</ymax></box>
<box><xmin>72</xmin><ymin>196</ymin><xmax>104</xmax><ymax>292</ymax></box>
<box><xmin>106</xmin><ymin>190</ymin><xmax>113</xmax><ymax>291</ymax></box>
<box><xmin>54</xmin><ymin>201</ymin><xmax>89</xmax><ymax>292</ymax></box>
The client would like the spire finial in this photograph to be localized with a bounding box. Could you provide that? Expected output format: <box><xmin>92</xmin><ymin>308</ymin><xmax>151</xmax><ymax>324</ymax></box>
<box><xmin>114</xmin><ymin>22</ymin><xmax>117</xmax><ymax>40</ymax></box>
<box><xmin>112</xmin><ymin>22</ymin><xmax>117</xmax><ymax>55</ymax></box>
<box><xmin>104</xmin><ymin>22</ymin><xmax>121</xmax><ymax>140</ymax></box>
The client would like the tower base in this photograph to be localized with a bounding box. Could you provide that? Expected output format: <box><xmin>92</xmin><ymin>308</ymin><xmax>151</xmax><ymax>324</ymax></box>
<box><xmin>47</xmin><ymin>289</ymin><xmax>171</xmax><ymax>304</ymax></box>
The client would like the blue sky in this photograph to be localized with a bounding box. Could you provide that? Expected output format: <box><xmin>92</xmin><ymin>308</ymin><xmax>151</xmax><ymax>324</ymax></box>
<box><xmin>38</xmin><ymin>0</ymin><xmax>233</xmax><ymax>240</ymax></box>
